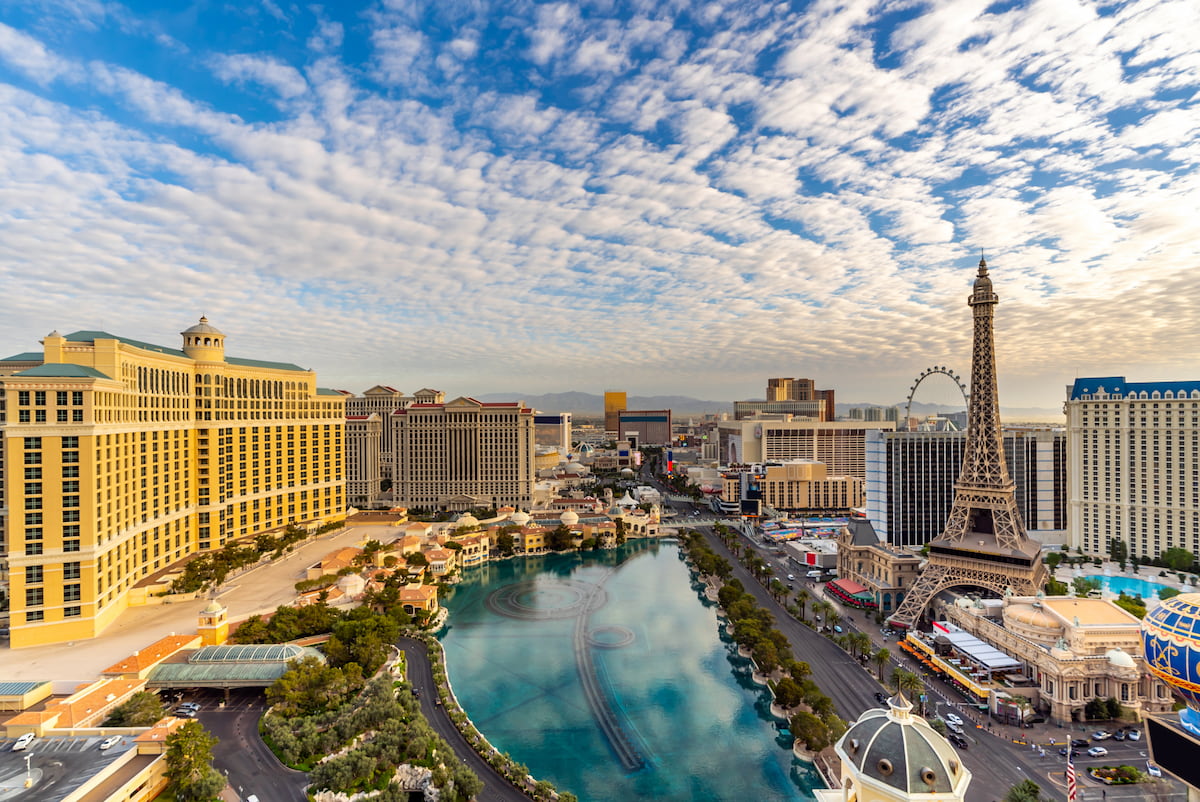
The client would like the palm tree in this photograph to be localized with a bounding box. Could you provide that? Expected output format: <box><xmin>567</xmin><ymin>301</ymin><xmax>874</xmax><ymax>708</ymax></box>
<box><xmin>872</xmin><ymin>647</ymin><xmax>891</xmax><ymax>681</ymax></box>
<box><xmin>795</xmin><ymin>589</ymin><xmax>811</xmax><ymax>620</ymax></box>
<box><xmin>852</xmin><ymin>632</ymin><xmax>872</xmax><ymax>659</ymax></box>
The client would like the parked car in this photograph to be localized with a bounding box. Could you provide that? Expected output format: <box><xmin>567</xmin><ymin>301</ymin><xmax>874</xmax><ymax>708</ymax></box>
<box><xmin>1071</xmin><ymin>738</ymin><xmax>1091</xmax><ymax>749</ymax></box>
<box><xmin>1087</xmin><ymin>746</ymin><xmax>1109</xmax><ymax>757</ymax></box>
<box><xmin>1127</xmin><ymin>730</ymin><xmax>1141</xmax><ymax>741</ymax></box>
<box><xmin>945</xmin><ymin>713</ymin><xmax>964</xmax><ymax>727</ymax></box>
<box><xmin>1146</xmin><ymin>762</ymin><xmax>1162</xmax><ymax>778</ymax></box>
<box><xmin>12</xmin><ymin>733</ymin><xmax>34</xmax><ymax>751</ymax></box>
<box><xmin>99</xmin><ymin>735</ymin><xmax>122</xmax><ymax>750</ymax></box>
<box><xmin>173</xmin><ymin>708</ymin><xmax>196</xmax><ymax>718</ymax></box>
<box><xmin>833</xmin><ymin>625</ymin><xmax>844</xmax><ymax>634</ymax></box>
<box><xmin>1092</xmin><ymin>730</ymin><xmax>1113</xmax><ymax>741</ymax></box>
<box><xmin>1113</xmin><ymin>730</ymin><xmax>1126</xmax><ymax>741</ymax></box>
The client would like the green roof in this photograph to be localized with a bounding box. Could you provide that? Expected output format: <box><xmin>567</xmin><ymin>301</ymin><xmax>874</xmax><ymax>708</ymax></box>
<box><xmin>317</xmin><ymin>387</ymin><xmax>346</xmax><ymax>396</ymax></box>
<box><xmin>13</xmin><ymin>363</ymin><xmax>111</xmax><ymax>379</ymax></box>
<box><xmin>64</xmin><ymin>330</ymin><xmax>308</xmax><ymax>372</ymax></box>
<box><xmin>65</xmin><ymin>330</ymin><xmax>186</xmax><ymax>358</ymax></box>
<box><xmin>0</xmin><ymin>352</ymin><xmax>42</xmax><ymax>363</ymax></box>
<box><xmin>146</xmin><ymin>644</ymin><xmax>324</xmax><ymax>688</ymax></box>
<box><xmin>227</xmin><ymin>355</ymin><xmax>307</xmax><ymax>372</ymax></box>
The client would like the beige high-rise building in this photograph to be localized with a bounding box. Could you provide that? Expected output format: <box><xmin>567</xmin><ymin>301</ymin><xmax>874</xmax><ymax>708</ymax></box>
<box><xmin>717</xmin><ymin>419</ymin><xmax>894</xmax><ymax>478</ymax></box>
<box><xmin>346</xmin><ymin>413</ymin><xmax>383</xmax><ymax>509</ymax></box>
<box><xmin>392</xmin><ymin>397</ymin><xmax>535</xmax><ymax>511</ymax></box>
<box><xmin>0</xmin><ymin>320</ymin><xmax>345</xmax><ymax>648</ymax></box>
<box><xmin>345</xmin><ymin>385</ymin><xmax>408</xmax><ymax>481</ymax></box>
<box><xmin>1066</xmin><ymin>377</ymin><xmax>1200</xmax><ymax>559</ymax></box>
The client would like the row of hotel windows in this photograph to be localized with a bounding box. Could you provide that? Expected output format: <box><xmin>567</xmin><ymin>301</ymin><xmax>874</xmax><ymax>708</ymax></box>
<box><xmin>14</xmin><ymin>391</ymin><xmax>85</xmax><ymax>406</ymax></box>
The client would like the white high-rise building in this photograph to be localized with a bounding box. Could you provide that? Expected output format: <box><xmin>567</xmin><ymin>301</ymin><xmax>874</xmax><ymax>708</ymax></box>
<box><xmin>392</xmin><ymin>397</ymin><xmax>535</xmax><ymax>511</ymax></box>
<box><xmin>1067</xmin><ymin>377</ymin><xmax>1200</xmax><ymax>559</ymax></box>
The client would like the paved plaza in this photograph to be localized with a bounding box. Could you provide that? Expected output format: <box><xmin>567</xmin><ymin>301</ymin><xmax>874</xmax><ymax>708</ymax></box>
<box><xmin>0</xmin><ymin>524</ymin><xmax>399</xmax><ymax>682</ymax></box>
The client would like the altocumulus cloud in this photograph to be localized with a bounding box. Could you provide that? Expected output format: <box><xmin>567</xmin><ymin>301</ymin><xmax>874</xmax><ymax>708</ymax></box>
<box><xmin>0</xmin><ymin>0</ymin><xmax>1197</xmax><ymax>408</ymax></box>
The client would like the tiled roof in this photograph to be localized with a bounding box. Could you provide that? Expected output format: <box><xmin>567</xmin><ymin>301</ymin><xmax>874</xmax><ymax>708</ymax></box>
<box><xmin>12</xmin><ymin>363</ymin><xmax>111</xmax><ymax>379</ymax></box>
<box><xmin>1070</xmin><ymin>376</ymin><xmax>1200</xmax><ymax>400</ymax></box>
<box><xmin>63</xmin><ymin>330</ymin><xmax>308</xmax><ymax>372</ymax></box>
<box><xmin>103</xmin><ymin>634</ymin><xmax>199</xmax><ymax>675</ymax></box>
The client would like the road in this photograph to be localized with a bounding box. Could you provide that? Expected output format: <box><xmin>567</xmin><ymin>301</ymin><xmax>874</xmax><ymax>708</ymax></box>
<box><xmin>198</xmin><ymin>689</ymin><xmax>308</xmax><ymax>802</ymax></box>
<box><xmin>397</xmin><ymin>637</ymin><xmax>534</xmax><ymax>802</ymax></box>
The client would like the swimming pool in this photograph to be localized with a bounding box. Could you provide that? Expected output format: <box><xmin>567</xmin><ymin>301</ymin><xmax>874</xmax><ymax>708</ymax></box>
<box><xmin>1083</xmin><ymin>573</ymin><xmax>1177</xmax><ymax>599</ymax></box>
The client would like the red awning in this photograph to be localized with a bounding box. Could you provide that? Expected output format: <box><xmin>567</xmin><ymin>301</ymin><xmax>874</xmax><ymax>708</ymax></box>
<box><xmin>828</xmin><ymin>578</ymin><xmax>868</xmax><ymax>596</ymax></box>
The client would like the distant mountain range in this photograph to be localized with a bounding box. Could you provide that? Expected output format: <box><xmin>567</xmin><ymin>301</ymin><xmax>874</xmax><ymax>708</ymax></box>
<box><xmin>472</xmin><ymin>392</ymin><xmax>1063</xmax><ymax>422</ymax></box>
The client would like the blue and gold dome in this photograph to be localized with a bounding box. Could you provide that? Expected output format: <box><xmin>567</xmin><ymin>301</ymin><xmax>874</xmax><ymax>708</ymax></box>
<box><xmin>1142</xmin><ymin>593</ymin><xmax>1200</xmax><ymax>711</ymax></box>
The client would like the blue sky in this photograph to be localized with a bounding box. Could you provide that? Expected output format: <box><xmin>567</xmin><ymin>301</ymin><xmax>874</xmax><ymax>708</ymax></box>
<box><xmin>0</xmin><ymin>0</ymin><xmax>1197</xmax><ymax>410</ymax></box>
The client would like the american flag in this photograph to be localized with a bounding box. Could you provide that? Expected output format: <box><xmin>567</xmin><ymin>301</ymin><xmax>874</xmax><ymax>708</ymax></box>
<box><xmin>1066</xmin><ymin>747</ymin><xmax>1078</xmax><ymax>802</ymax></box>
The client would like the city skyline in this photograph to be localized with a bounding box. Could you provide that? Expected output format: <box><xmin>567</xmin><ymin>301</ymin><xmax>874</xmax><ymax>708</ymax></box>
<box><xmin>0</xmin><ymin>1</ymin><xmax>1196</xmax><ymax>409</ymax></box>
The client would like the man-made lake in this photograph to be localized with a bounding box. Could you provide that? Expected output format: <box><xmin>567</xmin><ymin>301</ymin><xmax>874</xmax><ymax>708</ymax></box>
<box><xmin>439</xmin><ymin>539</ymin><xmax>820</xmax><ymax>801</ymax></box>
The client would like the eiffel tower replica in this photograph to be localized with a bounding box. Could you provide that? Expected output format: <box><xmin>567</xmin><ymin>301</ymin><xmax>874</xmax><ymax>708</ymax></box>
<box><xmin>888</xmin><ymin>257</ymin><xmax>1047</xmax><ymax>629</ymax></box>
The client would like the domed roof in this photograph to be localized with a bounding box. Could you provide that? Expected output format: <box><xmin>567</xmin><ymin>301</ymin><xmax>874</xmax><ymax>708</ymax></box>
<box><xmin>456</xmin><ymin>513</ymin><xmax>479</xmax><ymax>529</ymax></box>
<box><xmin>560</xmin><ymin>510</ymin><xmax>579</xmax><ymax>526</ymax></box>
<box><xmin>1106</xmin><ymin>648</ymin><xmax>1136</xmax><ymax>669</ymax></box>
<box><xmin>620</xmin><ymin>467</ymin><xmax>635</xmax><ymax>476</ymax></box>
<box><xmin>1004</xmin><ymin>602</ymin><xmax>1059</xmax><ymax>631</ymax></box>
<box><xmin>510</xmin><ymin>510</ymin><xmax>530</xmax><ymax>526</ymax></box>
<box><xmin>182</xmin><ymin>316</ymin><xmax>224</xmax><ymax>336</ymax></box>
<box><xmin>567</xmin><ymin>462</ymin><xmax>586</xmax><ymax>473</ymax></box>
<box><xmin>202</xmin><ymin>599</ymin><xmax>224</xmax><ymax>614</ymax></box>
<box><xmin>839</xmin><ymin>695</ymin><xmax>968</xmax><ymax>797</ymax></box>
<box><xmin>1142</xmin><ymin>593</ymin><xmax>1200</xmax><ymax>709</ymax></box>
<box><xmin>617</xmin><ymin>491</ymin><xmax>637</xmax><ymax>507</ymax></box>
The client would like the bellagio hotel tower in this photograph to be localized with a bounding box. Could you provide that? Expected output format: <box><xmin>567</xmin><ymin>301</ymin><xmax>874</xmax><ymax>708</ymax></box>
<box><xmin>0</xmin><ymin>318</ymin><xmax>345</xmax><ymax>648</ymax></box>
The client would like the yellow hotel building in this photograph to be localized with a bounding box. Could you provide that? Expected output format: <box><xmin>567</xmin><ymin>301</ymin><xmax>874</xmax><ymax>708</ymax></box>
<box><xmin>0</xmin><ymin>319</ymin><xmax>345</xmax><ymax>648</ymax></box>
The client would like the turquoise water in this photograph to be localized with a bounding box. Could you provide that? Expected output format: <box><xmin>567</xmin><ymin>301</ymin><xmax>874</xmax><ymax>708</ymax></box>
<box><xmin>1084</xmin><ymin>573</ymin><xmax>1175</xmax><ymax>598</ymax></box>
<box><xmin>439</xmin><ymin>540</ymin><xmax>820</xmax><ymax>802</ymax></box>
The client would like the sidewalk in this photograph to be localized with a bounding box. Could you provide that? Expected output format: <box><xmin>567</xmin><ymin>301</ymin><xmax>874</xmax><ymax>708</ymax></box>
<box><xmin>0</xmin><ymin>524</ymin><xmax>393</xmax><ymax>682</ymax></box>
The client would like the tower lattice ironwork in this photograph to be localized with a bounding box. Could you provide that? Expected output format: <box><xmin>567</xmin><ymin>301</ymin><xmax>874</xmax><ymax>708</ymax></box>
<box><xmin>888</xmin><ymin>257</ymin><xmax>1047</xmax><ymax>629</ymax></box>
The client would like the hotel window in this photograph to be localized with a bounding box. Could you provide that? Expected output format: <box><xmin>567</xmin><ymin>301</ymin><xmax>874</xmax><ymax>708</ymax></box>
<box><xmin>25</xmin><ymin>513</ymin><xmax>42</xmax><ymax>525</ymax></box>
<box><xmin>72</xmin><ymin>391</ymin><xmax>83</xmax><ymax>405</ymax></box>
<box><xmin>64</xmin><ymin>606</ymin><xmax>81</xmax><ymax>618</ymax></box>
<box><xmin>64</xmin><ymin>584</ymin><xmax>81</xmax><ymax>602</ymax></box>
<box><xmin>63</xmin><ymin>510</ymin><xmax>80</xmax><ymax>523</ymax></box>
<box><xmin>34</xmin><ymin>391</ymin><xmax>45</xmax><ymax>405</ymax></box>
<box><xmin>25</xmin><ymin>587</ymin><xmax>43</xmax><ymax>607</ymax></box>
<box><xmin>57</xmin><ymin>410</ymin><xmax>68</xmax><ymax>422</ymax></box>
<box><xmin>35</xmin><ymin>410</ymin><xmax>46</xmax><ymax>422</ymax></box>
<box><xmin>24</xmin><ymin>467</ymin><xmax>41</xmax><ymax>480</ymax></box>
<box><xmin>56</xmin><ymin>391</ymin><xmax>68</xmax><ymax>405</ymax></box>
<box><xmin>18</xmin><ymin>390</ymin><xmax>29</xmax><ymax>405</ymax></box>
<box><xmin>26</xmin><ymin>565</ymin><xmax>43</xmax><ymax>584</ymax></box>
<box><xmin>26</xmin><ymin>610</ymin><xmax>43</xmax><ymax>623</ymax></box>
<box><xmin>64</xmin><ymin>562</ymin><xmax>80</xmax><ymax>580</ymax></box>
<box><xmin>63</xmin><ymin>495</ymin><xmax>80</xmax><ymax>508</ymax></box>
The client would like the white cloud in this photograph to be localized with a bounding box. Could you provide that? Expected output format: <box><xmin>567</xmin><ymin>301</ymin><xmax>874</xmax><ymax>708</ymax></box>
<box><xmin>210</xmin><ymin>53</ymin><xmax>308</xmax><ymax>99</ymax></box>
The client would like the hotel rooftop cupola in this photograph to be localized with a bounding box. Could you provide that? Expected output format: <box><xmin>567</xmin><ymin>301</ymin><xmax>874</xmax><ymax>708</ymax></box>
<box><xmin>182</xmin><ymin>316</ymin><xmax>226</xmax><ymax>362</ymax></box>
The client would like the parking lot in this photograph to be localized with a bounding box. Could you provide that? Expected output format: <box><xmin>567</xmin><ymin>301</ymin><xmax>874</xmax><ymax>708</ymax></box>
<box><xmin>0</xmin><ymin>734</ymin><xmax>134</xmax><ymax>799</ymax></box>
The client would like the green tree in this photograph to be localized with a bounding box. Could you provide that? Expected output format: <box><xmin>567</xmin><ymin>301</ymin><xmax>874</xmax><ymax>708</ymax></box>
<box><xmin>1073</xmin><ymin>576</ymin><xmax>1101</xmax><ymax>597</ymax></box>
<box><xmin>929</xmin><ymin>718</ymin><xmax>948</xmax><ymax>736</ymax></box>
<box><xmin>774</xmin><ymin>677</ymin><xmax>804</xmax><ymax>709</ymax></box>
<box><xmin>794</xmin><ymin>588</ymin><xmax>811</xmax><ymax>620</ymax></box>
<box><xmin>1105</xmin><ymin>697</ymin><xmax>1122</xmax><ymax>720</ymax></box>
<box><xmin>1160</xmin><ymin>586</ymin><xmax>1182</xmax><ymax>600</ymax></box>
<box><xmin>1045</xmin><ymin>578</ymin><xmax>1069</xmax><ymax>596</ymax></box>
<box><xmin>1114</xmin><ymin>592</ymin><xmax>1147</xmax><ymax>619</ymax></box>
<box><xmin>1004</xmin><ymin>779</ymin><xmax>1043</xmax><ymax>802</ymax></box>
<box><xmin>872</xmin><ymin>647</ymin><xmax>891</xmax><ymax>681</ymax></box>
<box><xmin>406</xmin><ymin>551</ymin><xmax>429</xmax><ymax>567</ymax></box>
<box><xmin>496</xmin><ymin>532</ymin><xmax>516</xmax><ymax>556</ymax></box>
<box><xmin>1108</xmin><ymin>537</ymin><xmax>1129</xmax><ymax>566</ymax></box>
<box><xmin>790</xmin><ymin>711</ymin><xmax>832</xmax><ymax>752</ymax></box>
<box><xmin>1163</xmin><ymin>548</ymin><xmax>1195</xmax><ymax>572</ymax></box>
<box><xmin>165</xmin><ymin>720</ymin><xmax>225</xmax><ymax>802</ymax></box>
<box><xmin>1046</xmin><ymin>552</ymin><xmax>1063</xmax><ymax>571</ymax></box>
<box><xmin>104</xmin><ymin>691</ymin><xmax>166</xmax><ymax>726</ymax></box>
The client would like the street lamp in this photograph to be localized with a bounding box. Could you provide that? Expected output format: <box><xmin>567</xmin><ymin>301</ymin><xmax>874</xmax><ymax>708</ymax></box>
<box><xmin>24</xmin><ymin>754</ymin><xmax>32</xmax><ymax>788</ymax></box>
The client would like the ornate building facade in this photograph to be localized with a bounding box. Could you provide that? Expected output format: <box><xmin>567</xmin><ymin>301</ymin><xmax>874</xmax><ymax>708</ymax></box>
<box><xmin>0</xmin><ymin>320</ymin><xmax>345</xmax><ymax>647</ymax></box>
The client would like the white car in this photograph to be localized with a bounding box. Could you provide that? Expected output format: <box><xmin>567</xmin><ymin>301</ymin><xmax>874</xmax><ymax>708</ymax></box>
<box><xmin>945</xmin><ymin>713</ymin><xmax>964</xmax><ymax>727</ymax></box>
<box><xmin>1146</xmin><ymin>762</ymin><xmax>1162</xmax><ymax>778</ymax></box>
<box><xmin>12</xmin><ymin>733</ymin><xmax>34</xmax><ymax>751</ymax></box>
<box><xmin>99</xmin><ymin>735</ymin><xmax>122</xmax><ymax>750</ymax></box>
<box><xmin>1087</xmin><ymin>746</ymin><xmax>1108</xmax><ymax>757</ymax></box>
<box><xmin>1127</xmin><ymin>729</ymin><xmax>1141</xmax><ymax>741</ymax></box>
